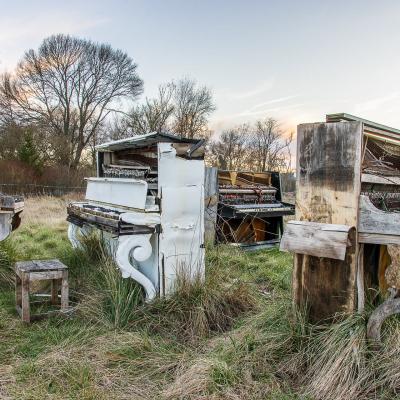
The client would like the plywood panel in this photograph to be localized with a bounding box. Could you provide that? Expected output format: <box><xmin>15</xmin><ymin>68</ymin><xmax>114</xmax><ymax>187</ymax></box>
<box><xmin>293</xmin><ymin>121</ymin><xmax>362</xmax><ymax>321</ymax></box>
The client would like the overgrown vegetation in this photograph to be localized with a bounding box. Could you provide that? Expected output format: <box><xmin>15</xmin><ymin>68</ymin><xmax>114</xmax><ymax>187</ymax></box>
<box><xmin>0</xmin><ymin>197</ymin><xmax>399</xmax><ymax>399</ymax></box>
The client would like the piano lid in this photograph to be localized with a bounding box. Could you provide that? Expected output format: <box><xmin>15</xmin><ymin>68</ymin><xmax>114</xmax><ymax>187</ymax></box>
<box><xmin>96</xmin><ymin>132</ymin><xmax>204</xmax><ymax>152</ymax></box>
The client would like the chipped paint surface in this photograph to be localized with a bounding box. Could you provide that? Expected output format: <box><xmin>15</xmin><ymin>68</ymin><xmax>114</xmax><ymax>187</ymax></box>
<box><xmin>0</xmin><ymin>212</ymin><xmax>12</xmax><ymax>241</ymax></box>
<box><xmin>157</xmin><ymin>142</ymin><xmax>205</xmax><ymax>295</ymax></box>
<box><xmin>68</xmin><ymin>137</ymin><xmax>205</xmax><ymax>300</ymax></box>
<box><xmin>116</xmin><ymin>234</ymin><xmax>157</xmax><ymax>300</ymax></box>
<box><xmin>159</xmin><ymin>185</ymin><xmax>205</xmax><ymax>295</ymax></box>
<box><xmin>86</xmin><ymin>177</ymin><xmax>148</xmax><ymax>209</ymax></box>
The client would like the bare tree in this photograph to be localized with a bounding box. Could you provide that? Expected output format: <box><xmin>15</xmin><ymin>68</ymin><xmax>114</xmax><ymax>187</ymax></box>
<box><xmin>126</xmin><ymin>78</ymin><xmax>215</xmax><ymax>139</ymax></box>
<box><xmin>249</xmin><ymin>118</ymin><xmax>293</xmax><ymax>171</ymax></box>
<box><xmin>171</xmin><ymin>79</ymin><xmax>215</xmax><ymax>139</ymax></box>
<box><xmin>208</xmin><ymin>118</ymin><xmax>293</xmax><ymax>172</ymax></box>
<box><xmin>128</xmin><ymin>84</ymin><xmax>174</xmax><ymax>134</ymax></box>
<box><xmin>0</xmin><ymin>34</ymin><xmax>143</xmax><ymax>169</ymax></box>
<box><xmin>209</xmin><ymin>124</ymin><xmax>250</xmax><ymax>169</ymax></box>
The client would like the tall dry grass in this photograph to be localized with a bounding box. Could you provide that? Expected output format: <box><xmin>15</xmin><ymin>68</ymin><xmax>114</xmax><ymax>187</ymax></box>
<box><xmin>21</xmin><ymin>194</ymin><xmax>83</xmax><ymax>226</ymax></box>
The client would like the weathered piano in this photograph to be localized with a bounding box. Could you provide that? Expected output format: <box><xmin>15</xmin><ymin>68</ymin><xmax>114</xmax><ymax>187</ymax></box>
<box><xmin>280</xmin><ymin>113</ymin><xmax>400</xmax><ymax>323</ymax></box>
<box><xmin>67</xmin><ymin>132</ymin><xmax>205</xmax><ymax>300</ymax></box>
<box><xmin>0</xmin><ymin>194</ymin><xmax>24</xmax><ymax>241</ymax></box>
<box><xmin>207</xmin><ymin>170</ymin><xmax>294</xmax><ymax>249</ymax></box>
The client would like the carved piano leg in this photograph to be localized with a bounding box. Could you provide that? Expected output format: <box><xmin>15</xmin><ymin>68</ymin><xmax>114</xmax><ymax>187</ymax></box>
<box><xmin>115</xmin><ymin>234</ymin><xmax>157</xmax><ymax>301</ymax></box>
<box><xmin>67</xmin><ymin>223</ymin><xmax>84</xmax><ymax>249</ymax></box>
<box><xmin>68</xmin><ymin>223</ymin><xmax>95</xmax><ymax>249</ymax></box>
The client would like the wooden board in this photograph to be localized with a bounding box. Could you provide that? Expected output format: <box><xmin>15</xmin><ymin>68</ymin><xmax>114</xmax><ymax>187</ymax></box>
<box><xmin>293</xmin><ymin>121</ymin><xmax>362</xmax><ymax>321</ymax></box>
<box><xmin>280</xmin><ymin>220</ymin><xmax>353</xmax><ymax>260</ymax></box>
<box><xmin>359</xmin><ymin>195</ymin><xmax>400</xmax><ymax>237</ymax></box>
<box><xmin>359</xmin><ymin>232</ymin><xmax>400</xmax><ymax>245</ymax></box>
<box><xmin>204</xmin><ymin>167</ymin><xmax>218</xmax><ymax>242</ymax></box>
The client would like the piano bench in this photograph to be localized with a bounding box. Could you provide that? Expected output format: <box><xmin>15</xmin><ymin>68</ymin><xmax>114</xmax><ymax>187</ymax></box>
<box><xmin>15</xmin><ymin>259</ymin><xmax>69</xmax><ymax>323</ymax></box>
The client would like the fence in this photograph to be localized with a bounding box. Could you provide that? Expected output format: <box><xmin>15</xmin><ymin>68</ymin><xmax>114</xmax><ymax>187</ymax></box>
<box><xmin>0</xmin><ymin>183</ymin><xmax>86</xmax><ymax>197</ymax></box>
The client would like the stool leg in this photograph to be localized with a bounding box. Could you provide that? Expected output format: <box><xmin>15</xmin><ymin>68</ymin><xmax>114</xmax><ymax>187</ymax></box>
<box><xmin>51</xmin><ymin>279</ymin><xmax>58</xmax><ymax>305</ymax></box>
<box><xmin>15</xmin><ymin>275</ymin><xmax>22</xmax><ymax>308</ymax></box>
<box><xmin>61</xmin><ymin>271</ymin><xmax>69</xmax><ymax>311</ymax></box>
<box><xmin>21</xmin><ymin>272</ymin><xmax>30</xmax><ymax>323</ymax></box>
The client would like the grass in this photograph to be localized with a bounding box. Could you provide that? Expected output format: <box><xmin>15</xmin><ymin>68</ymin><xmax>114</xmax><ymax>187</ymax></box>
<box><xmin>0</xmin><ymin>196</ymin><xmax>400</xmax><ymax>399</ymax></box>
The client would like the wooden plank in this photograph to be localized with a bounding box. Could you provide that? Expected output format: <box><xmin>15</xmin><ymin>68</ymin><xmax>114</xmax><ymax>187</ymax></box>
<box><xmin>293</xmin><ymin>121</ymin><xmax>362</xmax><ymax>321</ymax></box>
<box><xmin>361</xmin><ymin>173</ymin><xmax>400</xmax><ymax>186</ymax></box>
<box><xmin>204</xmin><ymin>167</ymin><xmax>218</xmax><ymax>242</ymax></box>
<box><xmin>61</xmin><ymin>270</ymin><xmax>69</xmax><ymax>310</ymax></box>
<box><xmin>359</xmin><ymin>195</ymin><xmax>400</xmax><ymax>237</ymax></box>
<box><xmin>280</xmin><ymin>220</ymin><xmax>353</xmax><ymax>260</ymax></box>
<box><xmin>359</xmin><ymin>232</ymin><xmax>400</xmax><ymax>245</ymax></box>
<box><xmin>357</xmin><ymin>244</ymin><xmax>365</xmax><ymax>313</ymax></box>
<box><xmin>15</xmin><ymin>275</ymin><xmax>22</xmax><ymax>308</ymax></box>
<box><xmin>51</xmin><ymin>279</ymin><xmax>58</xmax><ymax>305</ymax></box>
<box><xmin>21</xmin><ymin>272</ymin><xmax>30</xmax><ymax>323</ymax></box>
<box><xmin>29</xmin><ymin>271</ymin><xmax>63</xmax><ymax>281</ymax></box>
<box><xmin>16</xmin><ymin>259</ymin><xmax>68</xmax><ymax>273</ymax></box>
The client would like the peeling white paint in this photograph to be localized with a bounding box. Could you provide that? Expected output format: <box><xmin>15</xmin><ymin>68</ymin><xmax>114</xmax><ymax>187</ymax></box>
<box><xmin>68</xmin><ymin>135</ymin><xmax>205</xmax><ymax>300</ymax></box>
<box><xmin>0</xmin><ymin>212</ymin><xmax>12</xmax><ymax>241</ymax></box>
<box><xmin>86</xmin><ymin>177</ymin><xmax>148</xmax><ymax>209</ymax></box>
<box><xmin>116</xmin><ymin>234</ymin><xmax>157</xmax><ymax>301</ymax></box>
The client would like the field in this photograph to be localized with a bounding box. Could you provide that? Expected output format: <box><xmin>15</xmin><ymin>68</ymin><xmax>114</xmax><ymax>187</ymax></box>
<box><xmin>0</xmin><ymin>197</ymin><xmax>399</xmax><ymax>400</ymax></box>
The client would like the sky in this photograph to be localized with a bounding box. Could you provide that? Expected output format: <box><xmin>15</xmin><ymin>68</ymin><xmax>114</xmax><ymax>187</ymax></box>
<box><xmin>1</xmin><ymin>0</ymin><xmax>400</xmax><ymax>138</ymax></box>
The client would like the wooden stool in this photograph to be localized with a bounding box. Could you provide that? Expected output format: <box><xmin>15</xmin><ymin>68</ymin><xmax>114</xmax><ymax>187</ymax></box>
<box><xmin>15</xmin><ymin>259</ymin><xmax>69</xmax><ymax>323</ymax></box>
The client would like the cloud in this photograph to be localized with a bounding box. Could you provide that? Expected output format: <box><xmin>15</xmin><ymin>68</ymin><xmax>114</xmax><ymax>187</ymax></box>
<box><xmin>248</xmin><ymin>95</ymin><xmax>300</xmax><ymax>111</ymax></box>
<box><xmin>234</xmin><ymin>102</ymin><xmax>304</xmax><ymax>119</ymax></box>
<box><xmin>210</xmin><ymin>102</ymin><xmax>305</xmax><ymax>133</ymax></box>
<box><xmin>226</xmin><ymin>78</ymin><xmax>276</xmax><ymax>100</ymax></box>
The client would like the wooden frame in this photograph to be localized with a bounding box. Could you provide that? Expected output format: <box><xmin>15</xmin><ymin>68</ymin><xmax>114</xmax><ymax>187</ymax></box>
<box><xmin>281</xmin><ymin>115</ymin><xmax>400</xmax><ymax>322</ymax></box>
<box><xmin>290</xmin><ymin>121</ymin><xmax>363</xmax><ymax>321</ymax></box>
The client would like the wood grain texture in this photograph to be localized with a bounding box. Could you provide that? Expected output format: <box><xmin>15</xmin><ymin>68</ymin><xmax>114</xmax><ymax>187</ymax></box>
<box><xmin>386</xmin><ymin>245</ymin><xmax>400</xmax><ymax>289</ymax></box>
<box><xmin>359</xmin><ymin>195</ymin><xmax>400</xmax><ymax>237</ymax></box>
<box><xmin>361</xmin><ymin>173</ymin><xmax>400</xmax><ymax>185</ymax></box>
<box><xmin>293</xmin><ymin>121</ymin><xmax>362</xmax><ymax>321</ymax></box>
<box><xmin>204</xmin><ymin>167</ymin><xmax>218</xmax><ymax>242</ymax></box>
<box><xmin>359</xmin><ymin>233</ymin><xmax>400</xmax><ymax>245</ymax></box>
<box><xmin>280</xmin><ymin>220</ymin><xmax>353</xmax><ymax>260</ymax></box>
<box><xmin>14</xmin><ymin>259</ymin><xmax>69</xmax><ymax>323</ymax></box>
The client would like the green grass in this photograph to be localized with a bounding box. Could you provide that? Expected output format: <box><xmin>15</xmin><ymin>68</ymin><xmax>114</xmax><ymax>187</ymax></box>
<box><xmin>1</xmin><ymin>214</ymin><xmax>400</xmax><ymax>399</ymax></box>
<box><xmin>12</xmin><ymin>223</ymin><xmax>69</xmax><ymax>260</ymax></box>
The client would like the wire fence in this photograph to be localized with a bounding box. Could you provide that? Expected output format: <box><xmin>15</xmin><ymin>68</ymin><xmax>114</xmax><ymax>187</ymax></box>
<box><xmin>0</xmin><ymin>183</ymin><xmax>86</xmax><ymax>197</ymax></box>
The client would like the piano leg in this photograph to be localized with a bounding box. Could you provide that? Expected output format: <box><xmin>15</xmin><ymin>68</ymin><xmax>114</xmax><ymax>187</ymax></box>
<box><xmin>115</xmin><ymin>234</ymin><xmax>157</xmax><ymax>302</ymax></box>
<box><xmin>67</xmin><ymin>223</ymin><xmax>93</xmax><ymax>249</ymax></box>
